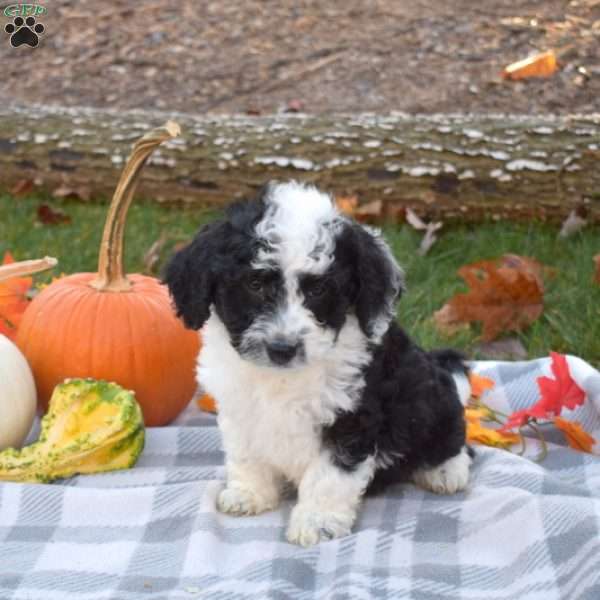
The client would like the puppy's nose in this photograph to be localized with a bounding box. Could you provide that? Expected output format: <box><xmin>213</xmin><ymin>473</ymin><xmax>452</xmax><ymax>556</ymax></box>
<box><xmin>266</xmin><ymin>340</ymin><xmax>299</xmax><ymax>365</ymax></box>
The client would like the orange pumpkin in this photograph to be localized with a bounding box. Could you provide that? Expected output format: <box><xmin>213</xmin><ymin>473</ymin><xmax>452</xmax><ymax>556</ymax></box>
<box><xmin>16</xmin><ymin>122</ymin><xmax>200</xmax><ymax>426</ymax></box>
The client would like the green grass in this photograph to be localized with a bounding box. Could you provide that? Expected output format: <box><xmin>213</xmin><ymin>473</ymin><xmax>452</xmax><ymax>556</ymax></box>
<box><xmin>1</xmin><ymin>194</ymin><xmax>599</xmax><ymax>365</ymax></box>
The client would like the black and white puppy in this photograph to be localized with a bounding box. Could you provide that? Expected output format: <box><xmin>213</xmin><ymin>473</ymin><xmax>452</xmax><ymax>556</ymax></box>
<box><xmin>165</xmin><ymin>181</ymin><xmax>471</xmax><ymax>546</ymax></box>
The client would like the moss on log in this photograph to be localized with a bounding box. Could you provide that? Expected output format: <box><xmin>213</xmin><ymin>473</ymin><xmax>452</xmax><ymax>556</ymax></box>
<box><xmin>1</xmin><ymin>105</ymin><xmax>599</xmax><ymax>223</ymax></box>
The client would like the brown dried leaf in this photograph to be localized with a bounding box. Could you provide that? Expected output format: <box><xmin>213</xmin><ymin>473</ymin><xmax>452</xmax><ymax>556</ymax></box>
<box><xmin>52</xmin><ymin>184</ymin><xmax>92</xmax><ymax>202</ymax></box>
<box><xmin>436</xmin><ymin>255</ymin><xmax>545</xmax><ymax>341</ymax></box>
<box><xmin>354</xmin><ymin>199</ymin><xmax>383</xmax><ymax>223</ymax></box>
<box><xmin>37</xmin><ymin>204</ymin><xmax>72</xmax><ymax>225</ymax></box>
<box><xmin>285</xmin><ymin>99</ymin><xmax>304</xmax><ymax>113</ymax></box>
<box><xmin>594</xmin><ymin>255</ymin><xmax>600</xmax><ymax>285</ymax></box>
<box><xmin>10</xmin><ymin>179</ymin><xmax>34</xmax><ymax>197</ymax></box>
<box><xmin>498</xmin><ymin>254</ymin><xmax>548</xmax><ymax>289</ymax></box>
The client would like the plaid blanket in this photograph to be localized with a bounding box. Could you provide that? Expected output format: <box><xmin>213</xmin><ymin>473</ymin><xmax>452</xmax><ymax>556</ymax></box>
<box><xmin>1</xmin><ymin>355</ymin><xmax>600</xmax><ymax>599</ymax></box>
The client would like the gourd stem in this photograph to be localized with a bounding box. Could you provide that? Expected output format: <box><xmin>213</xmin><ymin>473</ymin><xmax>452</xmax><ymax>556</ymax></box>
<box><xmin>90</xmin><ymin>121</ymin><xmax>181</xmax><ymax>292</ymax></box>
<box><xmin>0</xmin><ymin>256</ymin><xmax>58</xmax><ymax>282</ymax></box>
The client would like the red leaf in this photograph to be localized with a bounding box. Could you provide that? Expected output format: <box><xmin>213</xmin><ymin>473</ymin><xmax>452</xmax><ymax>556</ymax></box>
<box><xmin>37</xmin><ymin>204</ymin><xmax>72</xmax><ymax>225</ymax></box>
<box><xmin>501</xmin><ymin>353</ymin><xmax>586</xmax><ymax>431</ymax></box>
<box><xmin>537</xmin><ymin>352</ymin><xmax>586</xmax><ymax>414</ymax></box>
<box><xmin>500</xmin><ymin>409</ymin><xmax>530</xmax><ymax>432</ymax></box>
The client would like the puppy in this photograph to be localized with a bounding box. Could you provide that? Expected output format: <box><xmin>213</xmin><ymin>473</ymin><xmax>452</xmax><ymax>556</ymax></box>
<box><xmin>165</xmin><ymin>181</ymin><xmax>471</xmax><ymax>546</ymax></box>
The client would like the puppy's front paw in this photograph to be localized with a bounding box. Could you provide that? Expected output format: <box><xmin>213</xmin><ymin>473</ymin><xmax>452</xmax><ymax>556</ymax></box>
<box><xmin>286</xmin><ymin>505</ymin><xmax>354</xmax><ymax>547</ymax></box>
<box><xmin>217</xmin><ymin>485</ymin><xmax>278</xmax><ymax>516</ymax></box>
<box><xmin>414</xmin><ymin>447</ymin><xmax>471</xmax><ymax>495</ymax></box>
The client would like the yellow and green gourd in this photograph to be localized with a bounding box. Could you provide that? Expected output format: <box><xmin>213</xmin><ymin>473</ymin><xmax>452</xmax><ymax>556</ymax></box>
<box><xmin>0</xmin><ymin>378</ymin><xmax>145</xmax><ymax>483</ymax></box>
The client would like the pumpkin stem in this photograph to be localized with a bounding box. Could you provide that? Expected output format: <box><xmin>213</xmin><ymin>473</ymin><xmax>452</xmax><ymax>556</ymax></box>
<box><xmin>90</xmin><ymin>121</ymin><xmax>181</xmax><ymax>292</ymax></box>
<box><xmin>0</xmin><ymin>256</ymin><xmax>58</xmax><ymax>283</ymax></box>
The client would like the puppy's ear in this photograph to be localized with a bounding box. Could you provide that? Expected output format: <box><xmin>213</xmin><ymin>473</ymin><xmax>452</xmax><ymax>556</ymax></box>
<box><xmin>163</xmin><ymin>221</ymin><xmax>226</xmax><ymax>330</ymax></box>
<box><xmin>352</xmin><ymin>224</ymin><xmax>405</xmax><ymax>338</ymax></box>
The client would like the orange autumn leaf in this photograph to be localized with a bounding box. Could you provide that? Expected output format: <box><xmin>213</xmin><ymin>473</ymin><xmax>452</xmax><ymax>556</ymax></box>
<box><xmin>502</xmin><ymin>50</ymin><xmax>557</xmax><ymax>80</ymax></box>
<box><xmin>469</xmin><ymin>373</ymin><xmax>495</xmax><ymax>398</ymax></box>
<box><xmin>0</xmin><ymin>252</ymin><xmax>33</xmax><ymax>340</ymax></box>
<box><xmin>465</xmin><ymin>406</ymin><xmax>493</xmax><ymax>423</ymax></box>
<box><xmin>466</xmin><ymin>418</ymin><xmax>520</xmax><ymax>449</ymax></box>
<box><xmin>554</xmin><ymin>417</ymin><xmax>596</xmax><ymax>453</ymax></box>
<box><xmin>336</xmin><ymin>195</ymin><xmax>384</xmax><ymax>224</ymax></box>
<box><xmin>434</xmin><ymin>255</ymin><xmax>545</xmax><ymax>342</ymax></box>
<box><xmin>336</xmin><ymin>195</ymin><xmax>358</xmax><ymax>216</ymax></box>
<box><xmin>197</xmin><ymin>393</ymin><xmax>217</xmax><ymax>413</ymax></box>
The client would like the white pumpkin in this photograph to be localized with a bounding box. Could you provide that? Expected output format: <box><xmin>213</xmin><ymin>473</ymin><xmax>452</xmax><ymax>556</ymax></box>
<box><xmin>0</xmin><ymin>334</ymin><xmax>37</xmax><ymax>450</ymax></box>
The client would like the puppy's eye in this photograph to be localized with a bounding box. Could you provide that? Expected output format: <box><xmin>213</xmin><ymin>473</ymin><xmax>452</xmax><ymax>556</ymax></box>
<box><xmin>247</xmin><ymin>275</ymin><xmax>263</xmax><ymax>292</ymax></box>
<box><xmin>306</xmin><ymin>282</ymin><xmax>326</xmax><ymax>298</ymax></box>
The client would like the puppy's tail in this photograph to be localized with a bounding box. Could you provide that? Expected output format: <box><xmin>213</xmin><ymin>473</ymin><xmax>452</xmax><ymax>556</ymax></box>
<box><xmin>429</xmin><ymin>349</ymin><xmax>471</xmax><ymax>407</ymax></box>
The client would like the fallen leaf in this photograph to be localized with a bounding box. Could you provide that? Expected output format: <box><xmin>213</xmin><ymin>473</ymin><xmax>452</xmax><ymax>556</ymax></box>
<box><xmin>465</xmin><ymin>406</ymin><xmax>494</xmax><ymax>422</ymax></box>
<box><xmin>0</xmin><ymin>252</ymin><xmax>32</xmax><ymax>340</ymax></box>
<box><xmin>466</xmin><ymin>418</ymin><xmax>520</xmax><ymax>449</ymax></box>
<box><xmin>501</xmin><ymin>352</ymin><xmax>586</xmax><ymax>431</ymax></box>
<box><xmin>536</xmin><ymin>352</ymin><xmax>586</xmax><ymax>414</ymax></box>
<box><xmin>554</xmin><ymin>417</ymin><xmax>596</xmax><ymax>453</ymax></box>
<box><xmin>404</xmin><ymin>207</ymin><xmax>428</xmax><ymax>231</ymax></box>
<box><xmin>354</xmin><ymin>199</ymin><xmax>383</xmax><ymax>223</ymax></box>
<box><xmin>594</xmin><ymin>255</ymin><xmax>600</xmax><ymax>285</ymax></box>
<box><xmin>468</xmin><ymin>373</ymin><xmax>495</xmax><ymax>398</ymax></box>
<box><xmin>405</xmin><ymin>207</ymin><xmax>443</xmax><ymax>255</ymax></box>
<box><xmin>502</xmin><ymin>50</ymin><xmax>557</xmax><ymax>80</ymax></box>
<box><xmin>10</xmin><ymin>179</ymin><xmax>34</xmax><ymax>197</ymax></box>
<box><xmin>435</xmin><ymin>255</ymin><xmax>545</xmax><ymax>341</ymax></box>
<box><xmin>197</xmin><ymin>393</ymin><xmax>217</xmax><ymax>413</ymax></box>
<box><xmin>492</xmin><ymin>254</ymin><xmax>548</xmax><ymax>290</ymax></box>
<box><xmin>285</xmin><ymin>99</ymin><xmax>304</xmax><ymax>113</ymax></box>
<box><xmin>558</xmin><ymin>209</ymin><xmax>587</xmax><ymax>238</ymax></box>
<box><xmin>474</xmin><ymin>337</ymin><xmax>528</xmax><ymax>360</ymax></box>
<box><xmin>37</xmin><ymin>204</ymin><xmax>72</xmax><ymax>225</ymax></box>
<box><xmin>336</xmin><ymin>195</ymin><xmax>358</xmax><ymax>216</ymax></box>
<box><xmin>52</xmin><ymin>184</ymin><xmax>92</xmax><ymax>202</ymax></box>
<box><xmin>500</xmin><ymin>408</ymin><xmax>531</xmax><ymax>432</ymax></box>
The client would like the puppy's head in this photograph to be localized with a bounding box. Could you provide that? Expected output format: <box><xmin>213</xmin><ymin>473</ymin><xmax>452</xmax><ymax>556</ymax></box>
<box><xmin>164</xmin><ymin>182</ymin><xmax>404</xmax><ymax>368</ymax></box>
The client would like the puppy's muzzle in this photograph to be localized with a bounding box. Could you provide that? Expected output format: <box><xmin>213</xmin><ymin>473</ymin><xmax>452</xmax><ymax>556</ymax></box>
<box><xmin>266</xmin><ymin>339</ymin><xmax>301</xmax><ymax>366</ymax></box>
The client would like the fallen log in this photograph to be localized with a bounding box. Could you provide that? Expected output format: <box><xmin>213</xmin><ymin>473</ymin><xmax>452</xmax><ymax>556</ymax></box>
<box><xmin>1</xmin><ymin>104</ymin><xmax>599</xmax><ymax>223</ymax></box>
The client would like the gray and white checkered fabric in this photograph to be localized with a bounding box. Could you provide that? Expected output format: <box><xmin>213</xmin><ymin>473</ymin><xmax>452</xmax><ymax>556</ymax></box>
<box><xmin>1</xmin><ymin>355</ymin><xmax>600</xmax><ymax>599</ymax></box>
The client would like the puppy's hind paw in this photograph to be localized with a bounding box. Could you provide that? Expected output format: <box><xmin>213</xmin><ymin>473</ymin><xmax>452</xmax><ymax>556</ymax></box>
<box><xmin>414</xmin><ymin>447</ymin><xmax>471</xmax><ymax>495</ymax></box>
<box><xmin>217</xmin><ymin>485</ymin><xmax>278</xmax><ymax>516</ymax></box>
<box><xmin>286</xmin><ymin>505</ymin><xmax>354</xmax><ymax>547</ymax></box>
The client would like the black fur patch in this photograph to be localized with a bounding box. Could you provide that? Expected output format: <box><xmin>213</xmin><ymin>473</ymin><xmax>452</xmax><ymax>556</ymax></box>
<box><xmin>322</xmin><ymin>322</ymin><xmax>467</xmax><ymax>494</ymax></box>
<box><xmin>333</xmin><ymin>222</ymin><xmax>403</xmax><ymax>337</ymax></box>
<box><xmin>163</xmin><ymin>192</ymin><xmax>270</xmax><ymax>333</ymax></box>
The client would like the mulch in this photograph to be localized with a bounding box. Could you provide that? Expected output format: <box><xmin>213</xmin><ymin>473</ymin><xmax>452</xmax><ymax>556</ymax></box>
<box><xmin>0</xmin><ymin>1</ymin><xmax>599</xmax><ymax>115</ymax></box>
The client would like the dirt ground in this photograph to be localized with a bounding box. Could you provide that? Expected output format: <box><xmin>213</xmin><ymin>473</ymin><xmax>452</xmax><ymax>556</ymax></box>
<box><xmin>1</xmin><ymin>0</ymin><xmax>599</xmax><ymax>114</ymax></box>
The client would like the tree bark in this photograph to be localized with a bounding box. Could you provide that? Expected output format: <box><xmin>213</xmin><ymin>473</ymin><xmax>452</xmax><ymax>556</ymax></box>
<box><xmin>1</xmin><ymin>105</ymin><xmax>599</xmax><ymax>223</ymax></box>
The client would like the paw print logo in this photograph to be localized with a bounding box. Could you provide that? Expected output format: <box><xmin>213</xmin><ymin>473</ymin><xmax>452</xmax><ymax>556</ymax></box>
<box><xmin>4</xmin><ymin>16</ymin><xmax>45</xmax><ymax>48</ymax></box>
